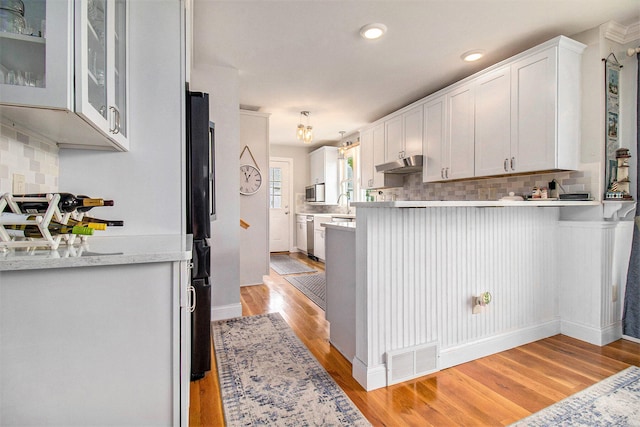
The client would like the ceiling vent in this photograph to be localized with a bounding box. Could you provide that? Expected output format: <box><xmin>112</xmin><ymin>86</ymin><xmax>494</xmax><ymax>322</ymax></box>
<box><xmin>386</xmin><ymin>342</ymin><xmax>439</xmax><ymax>386</ymax></box>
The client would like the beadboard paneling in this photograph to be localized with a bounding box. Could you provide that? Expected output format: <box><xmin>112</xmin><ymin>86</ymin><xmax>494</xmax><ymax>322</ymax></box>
<box><xmin>357</xmin><ymin>206</ymin><xmax>560</xmax><ymax>382</ymax></box>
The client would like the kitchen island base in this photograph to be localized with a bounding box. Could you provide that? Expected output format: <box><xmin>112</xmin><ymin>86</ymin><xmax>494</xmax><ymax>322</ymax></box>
<box><xmin>352</xmin><ymin>203</ymin><xmax>632</xmax><ymax>391</ymax></box>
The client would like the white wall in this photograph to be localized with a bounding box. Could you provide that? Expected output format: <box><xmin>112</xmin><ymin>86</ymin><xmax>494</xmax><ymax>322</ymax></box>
<box><xmin>270</xmin><ymin>144</ymin><xmax>312</xmax><ymax>201</ymax></box>
<box><xmin>240</xmin><ymin>111</ymin><xmax>270</xmax><ymax>286</ymax></box>
<box><xmin>59</xmin><ymin>0</ymin><xmax>184</xmax><ymax>236</ymax></box>
<box><xmin>191</xmin><ymin>65</ymin><xmax>241</xmax><ymax>319</ymax></box>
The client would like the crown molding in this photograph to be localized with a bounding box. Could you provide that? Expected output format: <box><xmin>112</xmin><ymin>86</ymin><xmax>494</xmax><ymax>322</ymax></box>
<box><xmin>603</xmin><ymin>20</ymin><xmax>640</xmax><ymax>44</ymax></box>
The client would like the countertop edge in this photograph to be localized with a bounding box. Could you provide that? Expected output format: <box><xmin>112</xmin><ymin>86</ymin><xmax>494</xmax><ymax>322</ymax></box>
<box><xmin>1</xmin><ymin>234</ymin><xmax>193</xmax><ymax>271</ymax></box>
<box><xmin>323</xmin><ymin>222</ymin><xmax>356</xmax><ymax>232</ymax></box>
<box><xmin>351</xmin><ymin>200</ymin><xmax>602</xmax><ymax>208</ymax></box>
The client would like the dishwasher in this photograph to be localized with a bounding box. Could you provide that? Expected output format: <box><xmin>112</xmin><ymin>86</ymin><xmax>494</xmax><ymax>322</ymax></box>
<box><xmin>306</xmin><ymin>215</ymin><xmax>316</xmax><ymax>260</ymax></box>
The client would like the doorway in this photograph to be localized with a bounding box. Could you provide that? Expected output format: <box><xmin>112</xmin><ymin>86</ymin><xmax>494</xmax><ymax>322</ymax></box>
<box><xmin>269</xmin><ymin>158</ymin><xmax>293</xmax><ymax>252</ymax></box>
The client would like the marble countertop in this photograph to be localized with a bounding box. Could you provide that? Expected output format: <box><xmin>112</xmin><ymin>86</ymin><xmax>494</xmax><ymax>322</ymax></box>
<box><xmin>351</xmin><ymin>200</ymin><xmax>601</xmax><ymax>208</ymax></box>
<box><xmin>0</xmin><ymin>234</ymin><xmax>193</xmax><ymax>271</ymax></box>
<box><xmin>323</xmin><ymin>222</ymin><xmax>356</xmax><ymax>232</ymax></box>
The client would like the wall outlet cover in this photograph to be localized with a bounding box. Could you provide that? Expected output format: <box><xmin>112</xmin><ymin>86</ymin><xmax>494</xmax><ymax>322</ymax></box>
<box><xmin>12</xmin><ymin>173</ymin><xmax>25</xmax><ymax>194</ymax></box>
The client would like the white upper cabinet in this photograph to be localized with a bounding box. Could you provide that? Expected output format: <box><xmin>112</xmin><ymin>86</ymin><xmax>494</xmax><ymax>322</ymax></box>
<box><xmin>446</xmin><ymin>84</ymin><xmax>475</xmax><ymax>180</ymax></box>
<box><xmin>474</xmin><ymin>66</ymin><xmax>512</xmax><ymax>176</ymax></box>
<box><xmin>75</xmin><ymin>0</ymin><xmax>129</xmax><ymax>149</ymax></box>
<box><xmin>423</xmin><ymin>95</ymin><xmax>446</xmax><ymax>183</ymax></box>
<box><xmin>384</xmin><ymin>115</ymin><xmax>403</xmax><ymax>161</ymax></box>
<box><xmin>309</xmin><ymin>146</ymin><xmax>339</xmax><ymax>203</ymax></box>
<box><xmin>403</xmin><ymin>105</ymin><xmax>423</xmax><ymax>157</ymax></box>
<box><xmin>361</xmin><ymin>123</ymin><xmax>386</xmax><ymax>189</ymax></box>
<box><xmin>384</xmin><ymin>104</ymin><xmax>423</xmax><ymax>162</ymax></box>
<box><xmin>0</xmin><ymin>0</ymin><xmax>129</xmax><ymax>151</ymax></box>
<box><xmin>476</xmin><ymin>39</ymin><xmax>583</xmax><ymax>176</ymax></box>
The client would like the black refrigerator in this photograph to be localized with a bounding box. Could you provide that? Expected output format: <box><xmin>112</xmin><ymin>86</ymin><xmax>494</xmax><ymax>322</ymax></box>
<box><xmin>186</xmin><ymin>88</ymin><xmax>215</xmax><ymax>381</ymax></box>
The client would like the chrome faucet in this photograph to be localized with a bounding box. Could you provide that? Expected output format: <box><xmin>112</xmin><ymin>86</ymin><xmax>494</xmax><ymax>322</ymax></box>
<box><xmin>337</xmin><ymin>193</ymin><xmax>351</xmax><ymax>213</ymax></box>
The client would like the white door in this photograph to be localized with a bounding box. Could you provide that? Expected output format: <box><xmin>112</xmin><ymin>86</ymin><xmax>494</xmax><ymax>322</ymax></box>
<box><xmin>269</xmin><ymin>158</ymin><xmax>292</xmax><ymax>252</ymax></box>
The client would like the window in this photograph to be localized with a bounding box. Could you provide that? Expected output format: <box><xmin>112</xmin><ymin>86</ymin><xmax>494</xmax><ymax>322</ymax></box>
<box><xmin>269</xmin><ymin>167</ymin><xmax>282</xmax><ymax>208</ymax></box>
<box><xmin>340</xmin><ymin>145</ymin><xmax>360</xmax><ymax>203</ymax></box>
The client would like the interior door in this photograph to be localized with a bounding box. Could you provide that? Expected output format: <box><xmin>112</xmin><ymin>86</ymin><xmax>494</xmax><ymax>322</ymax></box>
<box><xmin>269</xmin><ymin>158</ymin><xmax>292</xmax><ymax>252</ymax></box>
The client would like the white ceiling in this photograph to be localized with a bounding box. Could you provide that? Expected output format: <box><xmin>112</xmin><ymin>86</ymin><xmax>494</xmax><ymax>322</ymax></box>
<box><xmin>192</xmin><ymin>0</ymin><xmax>640</xmax><ymax>147</ymax></box>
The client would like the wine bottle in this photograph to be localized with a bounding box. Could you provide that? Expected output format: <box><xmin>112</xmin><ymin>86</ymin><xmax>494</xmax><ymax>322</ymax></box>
<box><xmin>75</xmin><ymin>195</ymin><xmax>114</xmax><ymax>213</ymax></box>
<box><xmin>65</xmin><ymin>218</ymin><xmax>107</xmax><ymax>230</ymax></box>
<box><xmin>79</xmin><ymin>216</ymin><xmax>124</xmax><ymax>227</ymax></box>
<box><xmin>1</xmin><ymin>213</ymin><xmax>94</xmax><ymax>238</ymax></box>
<box><xmin>4</xmin><ymin>193</ymin><xmax>114</xmax><ymax>214</ymax></box>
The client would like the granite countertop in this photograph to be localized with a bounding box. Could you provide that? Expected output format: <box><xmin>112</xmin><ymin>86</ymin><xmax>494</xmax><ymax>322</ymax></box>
<box><xmin>351</xmin><ymin>200</ymin><xmax>601</xmax><ymax>208</ymax></box>
<box><xmin>0</xmin><ymin>234</ymin><xmax>193</xmax><ymax>271</ymax></box>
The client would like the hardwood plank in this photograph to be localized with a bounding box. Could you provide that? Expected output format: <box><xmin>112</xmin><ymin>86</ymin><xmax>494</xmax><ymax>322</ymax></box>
<box><xmin>189</xmin><ymin>252</ymin><xmax>640</xmax><ymax>426</ymax></box>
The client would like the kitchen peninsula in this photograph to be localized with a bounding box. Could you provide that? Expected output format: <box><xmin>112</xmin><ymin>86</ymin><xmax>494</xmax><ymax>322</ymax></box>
<box><xmin>333</xmin><ymin>200</ymin><xmax>633</xmax><ymax>391</ymax></box>
<box><xmin>0</xmin><ymin>235</ymin><xmax>192</xmax><ymax>425</ymax></box>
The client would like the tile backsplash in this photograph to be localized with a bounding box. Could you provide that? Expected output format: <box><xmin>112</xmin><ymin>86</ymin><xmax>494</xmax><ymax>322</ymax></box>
<box><xmin>0</xmin><ymin>124</ymin><xmax>59</xmax><ymax>194</ymax></box>
<box><xmin>383</xmin><ymin>166</ymin><xmax>597</xmax><ymax>201</ymax></box>
<box><xmin>296</xmin><ymin>164</ymin><xmax>598</xmax><ymax>213</ymax></box>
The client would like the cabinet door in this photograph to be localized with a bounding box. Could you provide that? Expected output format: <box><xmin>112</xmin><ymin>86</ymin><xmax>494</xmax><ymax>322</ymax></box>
<box><xmin>447</xmin><ymin>84</ymin><xmax>475</xmax><ymax>180</ymax></box>
<box><xmin>0</xmin><ymin>1</ymin><xmax>73</xmax><ymax>109</ymax></box>
<box><xmin>309</xmin><ymin>149</ymin><xmax>323</xmax><ymax>184</ymax></box>
<box><xmin>360</xmin><ymin>128</ymin><xmax>374</xmax><ymax>189</ymax></box>
<box><xmin>314</xmin><ymin>228</ymin><xmax>325</xmax><ymax>261</ymax></box>
<box><xmin>75</xmin><ymin>0</ymin><xmax>129</xmax><ymax>151</ymax></box>
<box><xmin>423</xmin><ymin>95</ymin><xmax>446</xmax><ymax>183</ymax></box>
<box><xmin>511</xmin><ymin>47</ymin><xmax>557</xmax><ymax>173</ymax></box>
<box><xmin>371</xmin><ymin>124</ymin><xmax>386</xmax><ymax>188</ymax></box>
<box><xmin>296</xmin><ymin>222</ymin><xmax>307</xmax><ymax>252</ymax></box>
<box><xmin>475</xmin><ymin>66</ymin><xmax>511</xmax><ymax>177</ymax></box>
<box><xmin>109</xmin><ymin>0</ymin><xmax>128</xmax><ymax>144</ymax></box>
<box><xmin>403</xmin><ymin>105</ymin><xmax>423</xmax><ymax>157</ymax></box>
<box><xmin>384</xmin><ymin>115</ymin><xmax>403</xmax><ymax>162</ymax></box>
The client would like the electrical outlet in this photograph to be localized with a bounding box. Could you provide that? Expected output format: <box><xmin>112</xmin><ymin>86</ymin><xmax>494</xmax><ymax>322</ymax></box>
<box><xmin>12</xmin><ymin>173</ymin><xmax>25</xmax><ymax>194</ymax></box>
<box><xmin>612</xmin><ymin>284</ymin><xmax>618</xmax><ymax>302</ymax></box>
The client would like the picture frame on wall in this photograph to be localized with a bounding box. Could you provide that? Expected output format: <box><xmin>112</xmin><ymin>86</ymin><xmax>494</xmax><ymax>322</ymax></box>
<box><xmin>604</xmin><ymin>55</ymin><xmax>622</xmax><ymax>194</ymax></box>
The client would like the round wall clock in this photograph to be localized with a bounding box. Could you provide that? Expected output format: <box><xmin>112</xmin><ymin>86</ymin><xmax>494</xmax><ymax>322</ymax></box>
<box><xmin>240</xmin><ymin>164</ymin><xmax>262</xmax><ymax>195</ymax></box>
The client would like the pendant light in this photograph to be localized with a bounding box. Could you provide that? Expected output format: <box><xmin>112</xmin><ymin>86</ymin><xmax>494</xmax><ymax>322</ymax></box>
<box><xmin>296</xmin><ymin>111</ymin><xmax>313</xmax><ymax>144</ymax></box>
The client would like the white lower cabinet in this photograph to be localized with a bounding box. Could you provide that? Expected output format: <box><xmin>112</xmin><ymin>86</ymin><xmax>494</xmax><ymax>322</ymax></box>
<box><xmin>313</xmin><ymin>214</ymin><xmax>331</xmax><ymax>261</ymax></box>
<box><xmin>296</xmin><ymin>216</ymin><xmax>307</xmax><ymax>253</ymax></box>
<box><xmin>0</xmin><ymin>260</ymin><xmax>190</xmax><ymax>425</ymax></box>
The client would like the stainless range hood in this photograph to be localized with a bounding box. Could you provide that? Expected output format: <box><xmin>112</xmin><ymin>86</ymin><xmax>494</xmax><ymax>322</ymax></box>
<box><xmin>375</xmin><ymin>155</ymin><xmax>423</xmax><ymax>174</ymax></box>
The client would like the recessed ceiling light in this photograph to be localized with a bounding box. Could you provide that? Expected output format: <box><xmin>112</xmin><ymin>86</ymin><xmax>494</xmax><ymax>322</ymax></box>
<box><xmin>461</xmin><ymin>50</ymin><xmax>485</xmax><ymax>62</ymax></box>
<box><xmin>360</xmin><ymin>23</ymin><xmax>387</xmax><ymax>40</ymax></box>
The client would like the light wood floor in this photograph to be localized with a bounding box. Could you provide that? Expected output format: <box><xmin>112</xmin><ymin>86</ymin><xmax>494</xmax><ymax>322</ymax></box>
<box><xmin>189</xmin><ymin>252</ymin><xmax>640</xmax><ymax>426</ymax></box>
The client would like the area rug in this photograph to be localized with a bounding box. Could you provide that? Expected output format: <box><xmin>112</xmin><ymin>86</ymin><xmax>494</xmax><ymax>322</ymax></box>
<box><xmin>285</xmin><ymin>273</ymin><xmax>326</xmax><ymax>310</ymax></box>
<box><xmin>269</xmin><ymin>254</ymin><xmax>316</xmax><ymax>275</ymax></box>
<box><xmin>511</xmin><ymin>366</ymin><xmax>640</xmax><ymax>426</ymax></box>
<box><xmin>212</xmin><ymin>313</ymin><xmax>370</xmax><ymax>426</ymax></box>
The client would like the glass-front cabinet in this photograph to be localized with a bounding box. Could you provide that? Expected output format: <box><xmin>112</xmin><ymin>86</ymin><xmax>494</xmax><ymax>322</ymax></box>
<box><xmin>0</xmin><ymin>0</ymin><xmax>129</xmax><ymax>151</ymax></box>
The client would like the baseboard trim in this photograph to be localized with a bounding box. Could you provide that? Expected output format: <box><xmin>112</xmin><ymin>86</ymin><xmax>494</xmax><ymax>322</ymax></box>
<box><xmin>352</xmin><ymin>357</ymin><xmax>387</xmax><ymax>391</ymax></box>
<box><xmin>561</xmin><ymin>319</ymin><xmax>622</xmax><ymax>346</ymax></box>
<box><xmin>211</xmin><ymin>303</ymin><xmax>242</xmax><ymax>321</ymax></box>
<box><xmin>439</xmin><ymin>320</ymin><xmax>561</xmax><ymax>370</ymax></box>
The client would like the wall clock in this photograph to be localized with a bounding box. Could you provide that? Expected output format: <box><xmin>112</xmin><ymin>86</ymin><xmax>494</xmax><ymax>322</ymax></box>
<box><xmin>240</xmin><ymin>164</ymin><xmax>262</xmax><ymax>195</ymax></box>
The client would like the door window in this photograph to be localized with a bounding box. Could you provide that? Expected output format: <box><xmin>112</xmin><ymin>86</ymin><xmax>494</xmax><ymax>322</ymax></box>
<box><xmin>269</xmin><ymin>167</ymin><xmax>282</xmax><ymax>208</ymax></box>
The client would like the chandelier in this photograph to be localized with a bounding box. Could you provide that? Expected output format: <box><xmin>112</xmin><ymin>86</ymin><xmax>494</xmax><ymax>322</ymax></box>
<box><xmin>296</xmin><ymin>111</ymin><xmax>313</xmax><ymax>144</ymax></box>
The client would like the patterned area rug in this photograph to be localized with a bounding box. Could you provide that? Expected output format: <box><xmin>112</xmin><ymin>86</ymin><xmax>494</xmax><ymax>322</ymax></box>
<box><xmin>285</xmin><ymin>273</ymin><xmax>326</xmax><ymax>310</ymax></box>
<box><xmin>212</xmin><ymin>313</ymin><xmax>371</xmax><ymax>426</ymax></box>
<box><xmin>269</xmin><ymin>254</ymin><xmax>316</xmax><ymax>275</ymax></box>
<box><xmin>511</xmin><ymin>366</ymin><xmax>640</xmax><ymax>426</ymax></box>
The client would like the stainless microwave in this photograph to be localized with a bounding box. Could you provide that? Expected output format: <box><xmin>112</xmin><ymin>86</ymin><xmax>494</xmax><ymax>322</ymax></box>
<box><xmin>305</xmin><ymin>183</ymin><xmax>325</xmax><ymax>203</ymax></box>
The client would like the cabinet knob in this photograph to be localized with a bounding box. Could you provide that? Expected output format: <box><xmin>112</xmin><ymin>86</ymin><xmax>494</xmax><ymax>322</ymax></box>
<box><xmin>504</xmin><ymin>158</ymin><xmax>509</xmax><ymax>172</ymax></box>
<box><xmin>510</xmin><ymin>157</ymin><xmax>516</xmax><ymax>171</ymax></box>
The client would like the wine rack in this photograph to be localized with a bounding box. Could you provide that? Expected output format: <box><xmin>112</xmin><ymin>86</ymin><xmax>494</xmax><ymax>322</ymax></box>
<box><xmin>0</xmin><ymin>193</ymin><xmax>90</xmax><ymax>251</ymax></box>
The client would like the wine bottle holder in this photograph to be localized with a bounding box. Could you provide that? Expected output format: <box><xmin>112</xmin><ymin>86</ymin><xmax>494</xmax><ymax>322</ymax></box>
<box><xmin>0</xmin><ymin>193</ymin><xmax>90</xmax><ymax>251</ymax></box>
